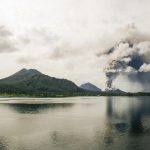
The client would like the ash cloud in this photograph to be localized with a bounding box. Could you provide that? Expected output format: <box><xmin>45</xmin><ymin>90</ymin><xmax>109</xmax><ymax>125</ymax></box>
<box><xmin>0</xmin><ymin>26</ymin><xmax>17</xmax><ymax>53</ymax></box>
<box><xmin>97</xmin><ymin>24</ymin><xmax>150</xmax><ymax>91</ymax></box>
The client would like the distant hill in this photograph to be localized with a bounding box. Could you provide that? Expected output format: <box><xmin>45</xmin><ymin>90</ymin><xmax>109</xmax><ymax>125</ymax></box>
<box><xmin>80</xmin><ymin>82</ymin><xmax>101</xmax><ymax>92</ymax></box>
<box><xmin>104</xmin><ymin>88</ymin><xmax>125</xmax><ymax>94</ymax></box>
<box><xmin>0</xmin><ymin>68</ymin><xmax>82</xmax><ymax>94</ymax></box>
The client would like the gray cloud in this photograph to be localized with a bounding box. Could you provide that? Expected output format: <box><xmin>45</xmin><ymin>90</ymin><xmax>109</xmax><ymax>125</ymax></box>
<box><xmin>24</xmin><ymin>27</ymin><xmax>60</xmax><ymax>45</ymax></box>
<box><xmin>0</xmin><ymin>26</ymin><xmax>18</xmax><ymax>53</ymax></box>
<box><xmin>17</xmin><ymin>56</ymin><xmax>37</xmax><ymax>64</ymax></box>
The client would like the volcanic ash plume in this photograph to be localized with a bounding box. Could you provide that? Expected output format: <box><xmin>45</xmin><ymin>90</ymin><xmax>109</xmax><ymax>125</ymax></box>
<box><xmin>98</xmin><ymin>24</ymin><xmax>150</xmax><ymax>90</ymax></box>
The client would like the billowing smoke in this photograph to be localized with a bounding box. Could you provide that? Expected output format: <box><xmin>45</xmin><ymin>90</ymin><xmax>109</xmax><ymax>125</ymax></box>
<box><xmin>98</xmin><ymin>24</ymin><xmax>150</xmax><ymax>91</ymax></box>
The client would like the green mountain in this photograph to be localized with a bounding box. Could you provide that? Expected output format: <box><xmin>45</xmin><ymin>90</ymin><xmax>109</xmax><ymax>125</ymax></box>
<box><xmin>0</xmin><ymin>68</ymin><xmax>82</xmax><ymax>95</ymax></box>
<box><xmin>80</xmin><ymin>82</ymin><xmax>101</xmax><ymax>92</ymax></box>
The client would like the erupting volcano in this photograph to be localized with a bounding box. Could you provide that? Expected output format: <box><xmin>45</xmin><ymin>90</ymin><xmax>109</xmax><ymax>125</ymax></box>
<box><xmin>97</xmin><ymin>24</ymin><xmax>150</xmax><ymax>92</ymax></box>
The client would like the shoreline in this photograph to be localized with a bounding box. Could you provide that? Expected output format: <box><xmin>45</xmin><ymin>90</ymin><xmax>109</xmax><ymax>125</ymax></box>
<box><xmin>1</xmin><ymin>92</ymin><xmax>150</xmax><ymax>98</ymax></box>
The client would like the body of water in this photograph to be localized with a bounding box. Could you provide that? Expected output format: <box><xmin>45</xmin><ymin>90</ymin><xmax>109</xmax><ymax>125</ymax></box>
<box><xmin>0</xmin><ymin>96</ymin><xmax>149</xmax><ymax>150</ymax></box>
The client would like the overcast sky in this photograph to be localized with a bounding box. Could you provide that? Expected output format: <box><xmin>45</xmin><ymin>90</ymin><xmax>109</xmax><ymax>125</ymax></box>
<box><xmin>0</xmin><ymin>0</ymin><xmax>150</xmax><ymax>91</ymax></box>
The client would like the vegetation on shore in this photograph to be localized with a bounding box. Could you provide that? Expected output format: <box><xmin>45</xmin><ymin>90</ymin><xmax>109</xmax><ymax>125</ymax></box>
<box><xmin>0</xmin><ymin>91</ymin><xmax>150</xmax><ymax>98</ymax></box>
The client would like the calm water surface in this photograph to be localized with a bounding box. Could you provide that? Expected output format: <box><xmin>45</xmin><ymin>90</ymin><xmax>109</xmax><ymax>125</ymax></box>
<box><xmin>0</xmin><ymin>96</ymin><xmax>149</xmax><ymax>150</ymax></box>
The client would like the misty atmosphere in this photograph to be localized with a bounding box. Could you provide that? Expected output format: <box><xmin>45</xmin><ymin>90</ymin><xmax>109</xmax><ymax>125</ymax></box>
<box><xmin>0</xmin><ymin>0</ymin><xmax>150</xmax><ymax>150</ymax></box>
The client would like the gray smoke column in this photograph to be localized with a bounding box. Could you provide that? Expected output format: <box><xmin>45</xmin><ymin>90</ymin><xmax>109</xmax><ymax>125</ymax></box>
<box><xmin>98</xmin><ymin>24</ymin><xmax>150</xmax><ymax>90</ymax></box>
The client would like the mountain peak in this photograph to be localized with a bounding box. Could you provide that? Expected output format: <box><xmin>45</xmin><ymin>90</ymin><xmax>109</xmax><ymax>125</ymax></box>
<box><xmin>18</xmin><ymin>68</ymin><xmax>28</xmax><ymax>73</ymax></box>
<box><xmin>16</xmin><ymin>68</ymin><xmax>42</xmax><ymax>76</ymax></box>
<box><xmin>28</xmin><ymin>69</ymin><xmax>42</xmax><ymax>74</ymax></box>
<box><xmin>80</xmin><ymin>82</ymin><xmax>101</xmax><ymax>92</ymax></box>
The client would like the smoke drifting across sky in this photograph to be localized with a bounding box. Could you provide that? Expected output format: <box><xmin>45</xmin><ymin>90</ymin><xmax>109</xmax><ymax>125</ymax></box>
<box><xmin>0</xmin><ymin>0</ymin><xmax>150</xmax><ymax>91</ymax></box>
<box><xmin>97</xmin><ymin>24</ymin><xmax>150</xmax><ymax>91</ymax></box>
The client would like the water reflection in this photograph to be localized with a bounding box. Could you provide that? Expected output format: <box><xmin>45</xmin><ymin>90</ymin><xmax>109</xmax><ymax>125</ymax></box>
<box><xmin>1</xmin><ymin>103</ymin><xmax>74</xmax><ymax>114</ymax></box>
<box><xmin>0</xmin><ymin>97</ymin><xmax>149</xmax><ymax>150</ymax></box>
<box><xmin>0</xmin><ymin>136</ymin><xmax>9</xmax><ymax>150</ymax></box>
<box><xmin>129</xmin><ymin>100</ymin><xmax>143</xmax><ymax>133</ymax></box>
<box><xmin>106</xmin><ymin>97</ymin><xmax>150</xmax><ymax>134</ymax></box>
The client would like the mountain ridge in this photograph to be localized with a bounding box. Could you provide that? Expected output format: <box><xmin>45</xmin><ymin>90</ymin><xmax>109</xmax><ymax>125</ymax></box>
<box><xmin>80</xmin><ymin>82</ymin><xmax>101</xmax><ymax>92</ymax></box>
<box><xmin>0</xmin><ymin>68</ymin><xmax>129</xmax><ymax>97</ymax></box>
<box><xmin>0</xmin><ymin>68</ymin><xmax>82</xmax><ymax>94</ymax></box>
